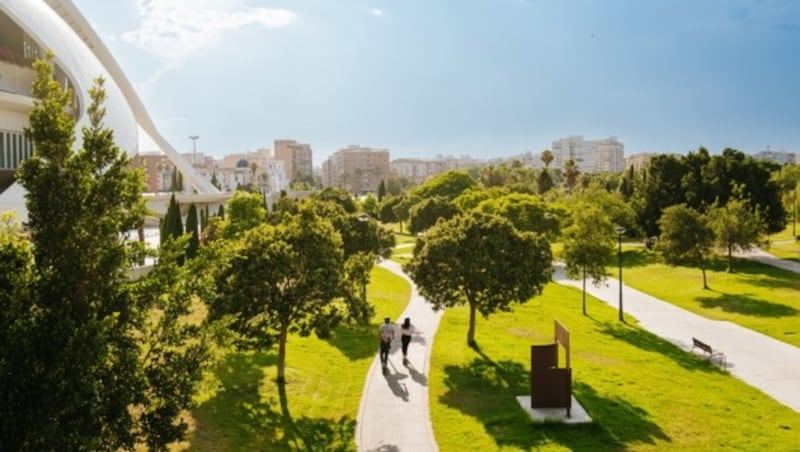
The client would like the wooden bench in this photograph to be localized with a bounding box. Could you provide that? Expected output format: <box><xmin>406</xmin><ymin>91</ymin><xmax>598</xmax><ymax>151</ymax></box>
<box><xmin>692</xmin><ymin>337</ymin><xmax>726</xmax><ymax>367</ymax></box>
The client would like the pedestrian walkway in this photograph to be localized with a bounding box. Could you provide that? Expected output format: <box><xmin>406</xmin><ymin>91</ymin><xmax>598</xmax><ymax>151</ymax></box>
<box><xmin>355</xmin><ymin>260</ymin><xmax>443</xmax><ymax>452</ymax></box>
<box><xmin>553</xmin><ymin>264</ymin><xmax>800</xmax><ymax>413</ymax></box>
<box><xmin>735</xmin><ymin>247</ymin><xmax>800</xmax><ymax>273</ymax></box>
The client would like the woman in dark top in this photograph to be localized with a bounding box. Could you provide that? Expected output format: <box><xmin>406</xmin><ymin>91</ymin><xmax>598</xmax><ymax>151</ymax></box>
<box><xmin>400</xmin><ymin>317</ymin><xmax>413</xmax><ymax>361</ymax></box>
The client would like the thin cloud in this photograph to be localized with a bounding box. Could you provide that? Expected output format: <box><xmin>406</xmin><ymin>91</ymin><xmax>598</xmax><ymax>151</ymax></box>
<box><xmin>121</xmin><ymin>0</ymin><xmax>296</xmax><ymax>85</ymax></box>
<box><xmin>371</xmin><ymin>8</ymin><xmax>384</xmax><ymax>17</ymax></box>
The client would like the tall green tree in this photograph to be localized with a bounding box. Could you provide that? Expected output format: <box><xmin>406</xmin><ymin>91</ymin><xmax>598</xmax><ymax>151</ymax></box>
<box><xmin>404</xmin><ymin>212</ymin><xmax>552</xmax><ymax>346</ymax></box>
<box><xmin>657</xmin><ymin>204</ymin><xmax>714</xmax><ymax>289</ymax></box>
<box><xmin>185</xmin><ymin>202</ymin><xmax>200</xmax><ymax>259</ymax></box>
<box><xmin>561</xmin><ymin>206</ymin><xmax>615</xmax><ymax>315</ymax></box>
<box><xmin>377</xmin><ymin>179</ymin><xmax>387</xmax><ymax>201</ymax></box>
<box><xmin>161</xmin><ymin>193</ymin><xmax>183</xmax><ymax>244</ymax></box>
<box><xmin>475</xmin><ymin>192</ymin><xmax>559</xmax><ymax>236</ymax></box>
<box><xmin>708</xmin><ymin>195</ymin><xmax>763</xmax><ymax>273</ymax></box>
<box><xmin>209</xmin><ymin>205</ymin><xmax>345</xmax><ymax>383</ymax></box>
<box><xmin>1</xmin><ymin>57</ymin><xmax>207</xmax><ymax>449</ymax></box>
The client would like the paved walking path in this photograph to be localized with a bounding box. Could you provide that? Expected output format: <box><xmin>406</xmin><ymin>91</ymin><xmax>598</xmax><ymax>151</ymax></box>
<box><xmin>355</xmin><ymin>260</ymin><xmax>443</xmax><ymax>452</ymax></box>
<box><xmin>553</xmin><ymin>264</ymin><xmax>800</xmax><ymax>413</ymax></box>
<box><xmin>735</xmin><ymin>247</ymin><xmax>800</xmax><ymax>273</ymax></box>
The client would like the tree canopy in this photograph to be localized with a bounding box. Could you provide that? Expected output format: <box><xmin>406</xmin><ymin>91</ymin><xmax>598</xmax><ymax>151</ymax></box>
<box><xmin>1</xmin><ymin>56</ymin><xmax>208</xmax><ymax>449</ymax></box>
<box><xmin>404</xmin><ymin>211</ymin><xmax>552</xmax><ymax>345</ymax></box>
<box><xmin>657</xmin><ymin>204</ymin><xmax>714</xmax><ymax>289</ymax></box>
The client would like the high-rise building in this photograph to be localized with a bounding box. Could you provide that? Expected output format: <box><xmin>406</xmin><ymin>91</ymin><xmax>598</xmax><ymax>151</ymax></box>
<box><xmin>551</xmin><ymin>136</ymin><xmax>625</xmax><ymax>173</ymax></box>
<box><xmin>274</xmin><ymin>139</ymin><xmax>313</xmax><ymax>184</ymax></box>
<box><xmin>321</xmin><ymin>145</ymin><xmax>390</xmax><ymax>194</ymax></box>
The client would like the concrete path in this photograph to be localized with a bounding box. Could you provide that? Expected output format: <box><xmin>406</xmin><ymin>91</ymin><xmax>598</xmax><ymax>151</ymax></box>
<box><xmin>355</xmin><ymin>260</ymin><xmax>443</xmax><ymax>452</ymax></box>
<box><xmin>735</xmin><ymin>247</ymin><xmax>800</xmax><ymax>273</ymax></box>
<box><xmin>553</xmin><ymin>264</ymin><xmax>800</xmax><ymax>413</ymax></box>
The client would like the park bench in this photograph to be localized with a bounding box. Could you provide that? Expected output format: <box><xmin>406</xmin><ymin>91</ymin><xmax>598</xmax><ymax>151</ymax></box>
<box><xmin>692</xmin><ymin>337</ymin><xmax>726</xmax><ymax>367</ymax></box>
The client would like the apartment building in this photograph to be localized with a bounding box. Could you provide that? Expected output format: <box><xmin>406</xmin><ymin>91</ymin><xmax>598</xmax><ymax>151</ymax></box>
<box><xmin>551</xmin><ymin>136</ymin><xmax>625</xmax><ymax>173</ymax></box>
<box><xmin>274</xmin><ymin>139</ymin><xmax>313</xmax><ymax>184</ymax></box>
<box><xmin>321</xmin><ymin>145</ymin><xmax>390</xmax><ymax>194</ymax></box>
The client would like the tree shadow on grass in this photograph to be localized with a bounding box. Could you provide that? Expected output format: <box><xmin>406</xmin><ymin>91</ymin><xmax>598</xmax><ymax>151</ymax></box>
<box><xmin>438</xmin><ymin>344</ymin><xmax>670</xmax><ymax>450</ymax></box>
<box><xmin>726</xmin><ymin>260</ymin><xmax>800</xmax><ymax>290</ymax></box>
<box><xmin>621</xmin><ymin>248</ymin><xmax>663</xmax><ymax>269</ymax></box>
<box><xmin>695</xmin><ymin>292</ymin><xmax>798</xmax><ymax>317</ymax></box>
<box><xmin>188</xmin><ymin>351</ymin><xmax>355</xmax><ymax>451</ymax></box>
<box><xmin>325</xmin><ymin>323</ymin><xmax>379</xmax><ymax>361</ymax></box>
<box><xmin>598</xmin><ymin>322</ymin><xmax>725</xmax><ymax>373</ymax></box>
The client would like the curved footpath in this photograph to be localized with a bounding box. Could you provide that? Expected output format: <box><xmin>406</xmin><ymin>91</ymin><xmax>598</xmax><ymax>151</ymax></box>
<box><xmin>553</xmin><ymin>260</ymin><xmax>800</xmax><ymax>413</ymax></box>
<box><xmin>355</xmin><ymin>260</ymin><xmax>443</xmax><ymax>452</ymax></box>
<box><xmin>355</xmin><ymin>249</ymin><xmax>800</xmax><ymax>450</ymax></box>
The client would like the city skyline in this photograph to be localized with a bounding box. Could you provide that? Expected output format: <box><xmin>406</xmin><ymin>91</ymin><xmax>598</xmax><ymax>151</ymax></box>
<box><xmin>72</xmin><ymin>0</ymin><xmax>800</xmax><ymax>166</ymax></box>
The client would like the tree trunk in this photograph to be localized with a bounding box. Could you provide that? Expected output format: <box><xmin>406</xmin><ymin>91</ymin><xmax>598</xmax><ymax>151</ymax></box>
<box><xmin>727</xmin><ymin>243</ymin><xmax>733</xmax><ymax>273</ymax></box>
<box><xmin>467</xmin><ymin>302</ymin><xmax>477</xmax><ymax>347</ymax></box>
<box><xmin>581</xmin><ymin>266</ymin><xmax>587</xmax><ymax>316</ymax></box>
<box><xmin>277</xmin><ymin>322</ymin><xmax>289</xmax><ymax>384</ymax></box>
<box><xmin>702</xmin><ymin>264</ymin><xmax>709</xmax><ymax>290</ymax></box>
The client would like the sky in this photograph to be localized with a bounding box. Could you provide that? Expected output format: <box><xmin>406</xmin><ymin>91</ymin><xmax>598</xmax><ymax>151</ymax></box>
<box><xmin>71</xmin><ymin>0</ymin><xmax>800</xmax><ymax>167</ymax></box>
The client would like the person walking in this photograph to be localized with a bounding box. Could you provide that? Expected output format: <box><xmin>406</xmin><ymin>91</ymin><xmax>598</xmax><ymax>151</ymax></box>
<box><xmin>379</xmin><ymin>317</ymin><xmax>395</xmax><ymax>368</ymax></box>
<box><xmin>400</xmin><ymin>317</ymin><xmax>414</xmax><ymax>363</ymax></box>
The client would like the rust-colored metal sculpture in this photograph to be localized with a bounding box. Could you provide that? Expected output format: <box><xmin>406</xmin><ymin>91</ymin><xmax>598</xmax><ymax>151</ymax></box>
<box><xmin>530</xmin><ymin>320</ymin><xmax>572</xmax><ymax>417</ymax></box>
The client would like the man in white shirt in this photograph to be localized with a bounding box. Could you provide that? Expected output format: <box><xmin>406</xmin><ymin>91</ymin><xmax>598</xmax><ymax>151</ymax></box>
<box><xmin>379</xmin><ymin>317</ymin><xmax>395</xmax><ymax>367</ymax></box>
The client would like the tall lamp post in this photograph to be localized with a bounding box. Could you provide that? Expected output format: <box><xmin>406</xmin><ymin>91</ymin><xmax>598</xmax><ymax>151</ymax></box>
<box><xmin>189</xmin><ymin>135</ymin><xmax>199</xmax><ymax>167</ymax></box>
<box><xmin>614</xmin><ymin>225</ymin><xmax>626</xmax><ymax>321</ymax></box>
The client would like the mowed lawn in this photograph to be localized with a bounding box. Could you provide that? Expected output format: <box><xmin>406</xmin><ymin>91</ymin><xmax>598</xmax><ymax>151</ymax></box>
<box><xmin>429</xmin><ymin>282</ymin><xmax>800</xmax><ymax>451</ymax></box>
<box><xmin>181</xmin><ymin>265</ymin><xmax>411</xmax><ymax>451</ymax></box>
<box><xmin>619</xmin><ymin>249</ymin><xmax>800</xmax><ymax>348</ymax></box>
<box><xmin>767</xmin><ymin>225</ymin><xmax>800</xmax><ymax>262</ymax></box>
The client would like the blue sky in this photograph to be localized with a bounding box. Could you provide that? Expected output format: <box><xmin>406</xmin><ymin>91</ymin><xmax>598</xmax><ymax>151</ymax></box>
<box><xmin>72</xmin><ymin>0</ymin><xmax>800</xmax><ymax>166</ymax></box>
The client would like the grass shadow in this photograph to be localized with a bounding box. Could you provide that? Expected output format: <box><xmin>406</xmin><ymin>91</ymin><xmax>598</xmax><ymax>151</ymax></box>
<box><xmin>695</xmin><ymin>292</ymin><xmax>798</xmax><ymax>317</ymax></box>
<box><xmin>325</xmin><ymin>323</ymin><xmax>380</xmax><ymax>361</ymax></box>
<box><xmin>620</xmin><ymin>248</ymin><xmax>662</xmax><ymax>269</ymax></box>
<box><xmin>725</xmin><ymin>259</ymin><xmax>800</xmax><ymax>291</ymax></box>
<box><xmin>188</xmin><ymin>351</ymin><xmax>355</xmax><ymax>451</ymax></box>
<box><xmin>439</xmin><ymin>345</ymin><xmax>624</xmax><ymax>450</ymax></box>
<box><xmin>571</xmin><ymin>381</ymin><xmax>670</xmax><ymax>448</ymax></box>
<box><xmin>598</xmin><ymin>322</ymin><xmax>725</xmax><ymax>372</ymax></box>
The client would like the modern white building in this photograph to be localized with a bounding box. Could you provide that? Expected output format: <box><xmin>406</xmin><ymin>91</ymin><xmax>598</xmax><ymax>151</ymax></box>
<box><xmin>551</xmin><ymin>136</ymin><xmax>625</xmax><ymax>173</ymax></box>
<box><xmin>0</xmin><ymin>0</ymin><xmax>222</xmax><ymax>220</ymax></box>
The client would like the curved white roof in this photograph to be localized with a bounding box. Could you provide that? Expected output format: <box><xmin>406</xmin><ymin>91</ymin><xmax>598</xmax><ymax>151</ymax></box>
<box><xmin>0</xmin><ymin>0</ymin><xmax>218</xmax><ymax>200</ymax></box>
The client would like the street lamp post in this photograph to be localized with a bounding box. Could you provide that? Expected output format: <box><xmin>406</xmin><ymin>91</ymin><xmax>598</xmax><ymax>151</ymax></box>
<box><xmin>189</xmin><ymin>135</ymin><xmax>199</xmax><ymax>167</ymax></box>
<box><xmin>615</xmin><ymin>225</ymin><xmax>626</xmax><ymax>321</ymax></box>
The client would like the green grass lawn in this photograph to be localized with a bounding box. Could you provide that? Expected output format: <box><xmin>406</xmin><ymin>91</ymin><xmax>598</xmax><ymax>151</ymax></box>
<box><xmin>181</xmin><ymin>265</ymin><xmax>411</xmax><ymax>451</ymax></box>
<box><xmin>619</xmin><ymin>249</ymin><xmax>800</xmax><ymax>347</ymax></box>
<box><xmin>429</xmin><ymin>282</ymin><xmax>800</xmax><ymax>451</ymax></box>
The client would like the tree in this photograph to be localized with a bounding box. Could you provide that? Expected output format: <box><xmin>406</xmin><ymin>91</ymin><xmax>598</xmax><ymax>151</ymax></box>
<box><xmin>161</xmin><ymin>193</ymin><xmax>183</xmax><ymax>244</ymax></box>
<box><xmin>411</xmin><ymin>169</ymin><xmax>477</xmax><ymax>200</ymax></box>
<box><xmin>378</xmin><ymin>179</ymin><xmax>387</xmax><ymax>201</ymax></box>
<box><xmin>537</xmin><ymin>168</ymin><xmax>555</xmax><ymax>194</ymax></box>
<box><xmin>209</xmin><ymin>205</ymin><xmax>345</xmax><ymax>383</ymax></box>
<box><xmin>708</xmin><ymin>195</ymin><xmax>763</xmax><ymax>273</ymax></box>
<box><xmin>362</xmin><ymin>193</ymin><xmax>379</xmax><ymax>218</ymax></box>
<box><xmin>773</xmin><ymin>164</ymin><xmax>799</xmax><ymax>237</ymax></box>
<box><xmin>540</xmin><ymin>149</ymin><xmax>554</xmax><ymax>168</ymax></box>
<box><xmin>657</xmin><ymin>204</ymin><xmax>714</xmax><ymax>289</ymax></box>
<box><xmin>632</xmin><ymin>154</ymin><xmax>686</xmax><ymax>237</ymax></box>
<box><xmin>404</xmin><ymin>212</ymin><xmax>552</xmax><ymax>346</ymax></box>
<box><xmin>561</xmin><ymin>206</ymin><xmax>615</xmax><ymax>315</ymax></box>
<box><xmin>1</xmin><ymin>57</ymin><xmax>207</xmax><ymax>449</ymax></box>
<box><xmin>475</xmin><ymin>192</ymin><xmax>559</xmax><ymax>236</ymax></box>
<box><xmin>223</xmin><ymin>190</ymin><xmax>266</xmax><ymax>238</ymax></box>
<box><xmin>378</xmin><ymin>195</ymin><xmax>401</xmax><ymax>223</ymax></box>
<box><xmin>185</xmin><ymin>203</ymin><xmax>200</xmax><ymax>259</ymax></box>
<box><xmin>562</xmin><ymin>159</ymin><xmax>580</xmax><ymax>193</ymax></box>
<box><xmin>408</xmin><ymin>195</ymin><xmax>460</xmax><ymax>234</ymax></box>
